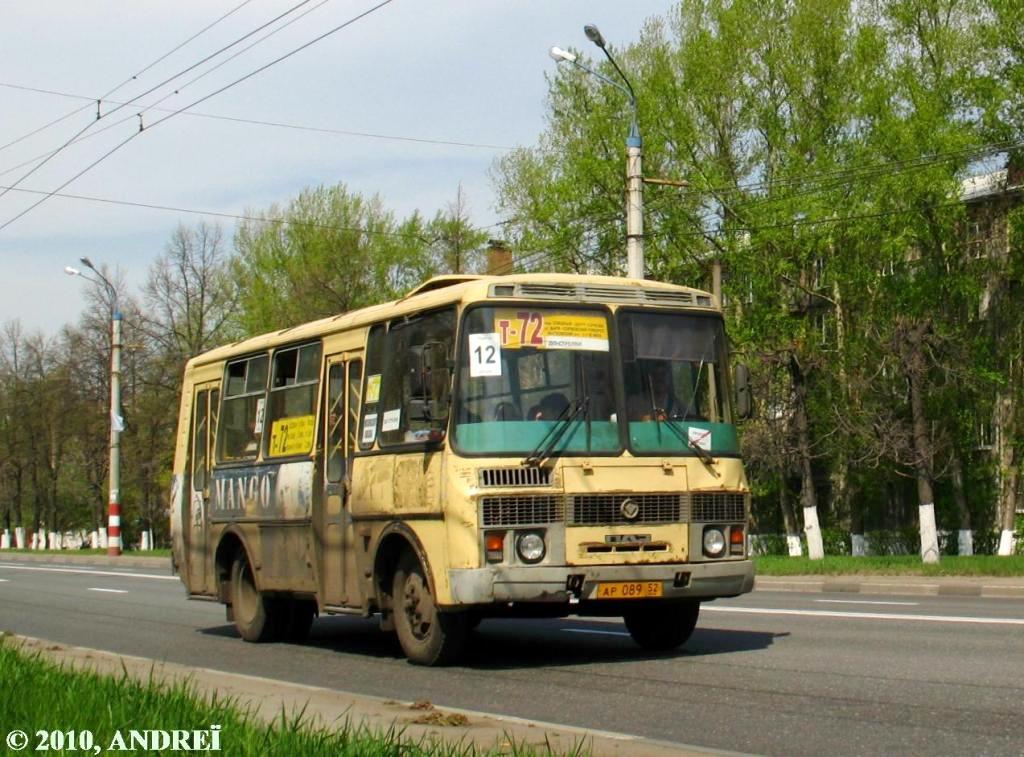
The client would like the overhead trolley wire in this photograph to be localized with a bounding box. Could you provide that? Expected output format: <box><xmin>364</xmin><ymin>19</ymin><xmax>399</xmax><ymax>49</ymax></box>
<box><xmin>0</xmin><ymin>81</ymin><xmax>513</xmax><ymax>165</ymax></box>
<box><xmin>0</xmin><ymin>0</ymin><xmax>315</xmax><ymax>202</ymax></box>
<box><xmin>0</xmin><ymin>0</ymin><xmax>396</xmax><ymax>233</ymax></box>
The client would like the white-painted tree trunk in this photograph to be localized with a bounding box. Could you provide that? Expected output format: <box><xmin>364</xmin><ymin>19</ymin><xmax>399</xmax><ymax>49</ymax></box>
<box><xmin>851</xmin><ymin>533</ymin><xmax>867</xmax><ymax>557</ymax></box>
<box><xmin>998</xmin><ymin>529</ymin><xmax>1016</xmax><ymax>556</ymax></box>
<box><xmin>141</xmin><ymin>531</ymin><xmax>151</xmax><ymax>551</ymax></box>
<box><xmin>1</xmin><ymin>530</ymin><xmax>9</xmax><ymax>549</ymax></box>
<box><xmin>89</xmin><ymin>530</ymin><xmax>98</xmax><ymax>549</ymax></box>
<box><xmin>958</xmin><ymin>529</ymin><xmax>974</xmax><ymax>556</ymax></box>
<box><xmin>786</xmin><ymin>534</ymin><xmax>803</xmax><ymax>557</ymax></box>
<box><xmin>36</xmin><ymin>530</ymin><xmax>47</xmax><ymax>550</ymax></box>
<box><xmin>919</xmin><ymin>503</ymin><xmax>940</xmax><ymax>563</ymax></box>
<box><xmin>99</xmin><ymin>528</ymin><xmax>108</xmax><ymax>549</ymax></box>
<box><xmin>14</xmin><ymin>527</ymin><xmax>25</xmax><ymax>549</ymax></box>
<box><xmin>48</xmin><ymin>532</ymin><xmax>58</xmax><ymax>550</ymax></box>
<box><xmin>804</xmin><ymin>506</ymin><xmax>824</xmax><ymax>560</ymax></box>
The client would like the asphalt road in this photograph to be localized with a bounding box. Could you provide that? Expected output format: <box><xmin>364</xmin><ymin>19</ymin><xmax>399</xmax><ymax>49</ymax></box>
<box><xmin>1</xmin><ymin>561</ymin><xmax>1022</xmax><ymax>756</ymax></box>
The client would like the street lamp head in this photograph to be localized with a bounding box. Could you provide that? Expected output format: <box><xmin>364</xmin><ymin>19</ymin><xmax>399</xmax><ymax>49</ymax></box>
<box><xmin>549</xmin><ymin>46</ymin><xmax>577</xmax><ymax>64</ymax></box>
<box><xmin>64</xmin><ymin>266</ymin><xmax>81</xmax><ymax>277</ymax></box>
<box><xmin>79</xmin><ymin>256</ymin><xmax>95</xmax><ymax>270</ymax></box>
<box><xmin>584</xmin><ymin>24</ymin><xmax>606</xmax><ymax>49</ymax></box>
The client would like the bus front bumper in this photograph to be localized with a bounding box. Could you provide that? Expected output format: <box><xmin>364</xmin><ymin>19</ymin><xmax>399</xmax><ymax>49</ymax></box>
<box><xmin>446</xmin><ymin>560</ymin><xmax>754</xmax><ymax>606</ymax></box>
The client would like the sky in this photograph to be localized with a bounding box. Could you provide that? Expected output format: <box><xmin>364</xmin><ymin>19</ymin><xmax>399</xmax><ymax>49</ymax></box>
<box><xmin>0</xmin><ymin>1</ymin><xmax>680</xmax><ymax>336</ymax></box>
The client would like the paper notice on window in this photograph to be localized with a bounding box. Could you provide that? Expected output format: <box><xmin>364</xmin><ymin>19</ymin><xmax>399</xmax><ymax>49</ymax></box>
<box><xmin>381</xmin><ymin>409</ymin><xmax>401</xmax><ymax>432</ymax></box>
<box><xmin>494</xmin><ymin>310</ymin><xmax>609</xmax><ymax>351</ymax></box>
<box><xmin>468</xmin><ymin>333</ymin><xmax>502</xmax><ymax>377</ymax></box>
<box><xmin>253</xmin><ymin>398</ymin><xmax>266</xmax><ymax>434</ymax></box>
<box><xmin>366</xmin><ymin>374</ymin><xmax>382</xmax><ymax>404</ymax></box>
<box><xmin>361</xmin><ymin>413</ymin><xmax>378</xmax><ymax>444</ymax></box>
<box><xmin>688</xmin><ymin>426</ymin><xmax>712</xmax><ymax>451</ymax></box>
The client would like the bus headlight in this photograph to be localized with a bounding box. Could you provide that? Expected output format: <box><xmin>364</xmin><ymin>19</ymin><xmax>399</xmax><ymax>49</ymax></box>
<box><xmin>516</xmin><ymin>532</ymin><xmax>546</xmax><ymax>563</ymax></box>
<box><xmin>703</xmin><ymin>527</ymin><xmax>726</xmax><ymax>558</ymax></box>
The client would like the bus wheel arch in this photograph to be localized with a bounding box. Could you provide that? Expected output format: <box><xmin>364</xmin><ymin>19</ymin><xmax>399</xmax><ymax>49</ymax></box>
<box><xmin>214</xmin><ymin>529</ymin><xmax>250</xmax><ymax>605</ymax></box>
<box><xmin>372</xmin><ymin>525</ymin><xmax>434</xmax><ymax>616</ymax></box>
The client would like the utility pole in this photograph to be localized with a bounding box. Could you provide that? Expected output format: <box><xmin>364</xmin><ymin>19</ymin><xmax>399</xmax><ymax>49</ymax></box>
<box><xmin>65</xmin><ymin>258</ymin><xmax>123</xmax><ymax>556</ymax></box>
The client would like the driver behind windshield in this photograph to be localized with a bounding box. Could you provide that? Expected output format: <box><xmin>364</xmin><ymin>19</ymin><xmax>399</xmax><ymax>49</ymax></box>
<box><xmin>627</xmin><ymin>359</ymin><xmax>680</xmax><ymax>421</ymax></box>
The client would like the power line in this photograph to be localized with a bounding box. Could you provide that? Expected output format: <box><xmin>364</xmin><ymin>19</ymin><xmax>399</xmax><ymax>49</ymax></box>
<box><xmin>0</xmin><ymin>0</ymin><xmax>396</xmax><ymax>233</ymax></box>
<box><xmin>0</xmin><ymin>1</ymin><xmax>255</xmax><ymax>154</ymax></box>
<box><xmin>0</xmin><ymin>0</ymin><xmax>316</xmax><ymax>203</ymax></box>
<box><xmin>0</xmin><ymin>81</ymin><xmax>514</xmax><ymax>156</ymax></box>
<box><xmin>0</xmin><ymin>184</ymin><xmax>432</xmax><ymax>241</ymax></box>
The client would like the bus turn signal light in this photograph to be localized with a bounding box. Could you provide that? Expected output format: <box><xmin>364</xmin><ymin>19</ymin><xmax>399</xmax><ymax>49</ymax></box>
<box><xmin>730</xmin><ymin>527</ymin><xmax>745</xmax><ymax>555</ymax></box>
<box><xmin>485</xmin><ymin>532</ymin><xmax>505</xmax><ymax>562</ymax></box>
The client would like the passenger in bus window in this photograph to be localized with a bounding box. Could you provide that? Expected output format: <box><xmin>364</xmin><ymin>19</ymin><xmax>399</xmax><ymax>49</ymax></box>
<box><xmin>493</xmin><ymin>401</ymin><xmax>521</xmax><ymax>421</ymax></box>
<box><xmin>528</xmin><ymin>392</ymin><xmax>569</xmax><ymax>421</ymax></box>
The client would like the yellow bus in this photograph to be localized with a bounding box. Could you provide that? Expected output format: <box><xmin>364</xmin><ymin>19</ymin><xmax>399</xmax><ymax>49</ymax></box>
<box><xmin>170</xmin><ymin>273</ymin><xmax>754</xmax><ymax>665</ymax></box>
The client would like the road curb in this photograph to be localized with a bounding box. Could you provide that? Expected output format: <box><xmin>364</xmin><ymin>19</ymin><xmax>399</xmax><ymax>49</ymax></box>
<box><xmin>6</xmin><ymin>634</ymin><xmax>731</xmax><ymax>757</ymax></box>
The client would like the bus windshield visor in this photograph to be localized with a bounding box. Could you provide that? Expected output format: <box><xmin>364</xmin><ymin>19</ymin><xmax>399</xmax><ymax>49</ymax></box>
<box><xmin>455</xmin><ymin>307</ymin><xmax>620</xmax><ymax>455</ymax></box>
<box><xmin>619</xmin><ymin>311</ymin><xmax>739</xmax><ymax>455</ymax></box>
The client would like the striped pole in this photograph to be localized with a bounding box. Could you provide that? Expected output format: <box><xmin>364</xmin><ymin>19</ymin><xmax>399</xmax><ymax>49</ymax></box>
<box><xmin>107</xmin><ymin>310</ymin><xmax>123</xmax><ymax>556</ymax></box>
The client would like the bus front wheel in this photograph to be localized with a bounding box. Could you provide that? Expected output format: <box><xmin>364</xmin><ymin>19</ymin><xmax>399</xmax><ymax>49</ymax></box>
<box><xmin>623</xmin><ymin>600</ymin><xmax>700</xmax><ymax>651</ymax></box>
<box><xmin>392</xmin><ymin>552</ymin><xmax>467</xmax><ymax>665</ymax></box>
<box><xmin>230</xmin><ymin>553</ymin><xmax>282</xmax><ymax>643</ymax></box>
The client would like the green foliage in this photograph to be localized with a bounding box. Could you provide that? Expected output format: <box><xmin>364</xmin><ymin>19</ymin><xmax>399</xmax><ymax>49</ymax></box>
<box><xmin>0</xmin><ymin>641</ymin><xmax>569</xmax><ymax>756</ymax></box>
<box><xmin>494</xmin><ymin>0</ymin><xmax>1024</xmax><ymax>548</ymax></box>
<box><xmin>754</xmin><ymin>554</ymin><xmax>1024</xmax><ymax>576</ymax></box>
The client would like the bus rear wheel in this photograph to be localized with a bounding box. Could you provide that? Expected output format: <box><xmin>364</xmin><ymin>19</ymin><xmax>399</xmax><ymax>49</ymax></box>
<box><xmin>392</xmin><ymin>552</ymin><xmax>467</xmax><ymax>666</ymax></box>
<box><xmin>230</xmin><ymin>553</ymin><xmax>282</xmax><ymax>643</ymax></box>
<box><xmin>623</xmin><ymin>600</ymin><xmax>700</xmax><ymax>652</ymax></box>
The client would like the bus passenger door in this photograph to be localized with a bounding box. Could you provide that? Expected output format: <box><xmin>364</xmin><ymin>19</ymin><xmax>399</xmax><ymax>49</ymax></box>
<box><xmin>321</xmin><ymin>355</ymin><xmax>362</xmax><ymax>606</ymax></box>
<box><xmin>187</xmin><ymin>383</ymin><xmax>219</xmax><ymax>594</ymax></box>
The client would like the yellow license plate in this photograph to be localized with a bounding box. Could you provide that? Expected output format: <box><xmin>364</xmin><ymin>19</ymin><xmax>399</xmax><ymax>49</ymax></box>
<box><xmin>595</xmin><ymin>581</ymin><xmax>663</xmax><ymax>599</ymax></box>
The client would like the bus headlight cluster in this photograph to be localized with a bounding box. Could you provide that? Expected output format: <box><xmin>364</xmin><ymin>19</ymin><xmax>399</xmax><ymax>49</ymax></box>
<box><xmin>702</xmin><ymin>527</ymin><xmax>726</xmax><ymax>558</ymax></box>
<box><xmin>516</xmin><ymin>532</ymin><xmax>546</xmax><ymax>563</ymax></box>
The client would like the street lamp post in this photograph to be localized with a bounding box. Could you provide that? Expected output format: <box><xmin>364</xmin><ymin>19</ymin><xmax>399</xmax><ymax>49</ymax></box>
<box><xmin>551</xmin><ymin>24</ymin><xmax>645</xmax><ymax>279</ymax></box>
<box><xmin>65</xmin><ymin>258</ymin><xmax>123</xmax><ymax>556</ymax></box>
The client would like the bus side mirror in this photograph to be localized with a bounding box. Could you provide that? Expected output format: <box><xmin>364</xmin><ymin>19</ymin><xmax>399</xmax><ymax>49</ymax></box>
<box><xmin>735</xmin><ymin>363</ymin><xmax>752</xmax><ymax>419</ymax></box>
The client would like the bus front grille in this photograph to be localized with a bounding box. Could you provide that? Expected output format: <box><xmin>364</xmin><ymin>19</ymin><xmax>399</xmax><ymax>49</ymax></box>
<box><xmin>482</xmin><ymin>495</ymin><xmax>563</xmax><ymax>526</ymax></box>
<box><xmin>691</xmin><ymin>492</ymin><xmax>747</xmax><ymax>522</ymax></box>
<box><xmin>571</xmin><ymin>494</ymin><xmax>685</xmax><ymax>525</ymax></box>
<box><xmin>479</xmin><ymin>491</ymin><xmax>747</xmax><ymax>527</ymax></box>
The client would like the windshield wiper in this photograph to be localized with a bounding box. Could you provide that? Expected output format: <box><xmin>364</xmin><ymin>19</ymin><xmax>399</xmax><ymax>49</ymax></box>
<box><xmin>521</xmin><ymin>396</ymin><xmax>589</xmax><ymax>468</ymax></box>
<box><xmin>658</xmin><ymin>415</ymin><xmax>720</xmax><ymax>476</ymax></box>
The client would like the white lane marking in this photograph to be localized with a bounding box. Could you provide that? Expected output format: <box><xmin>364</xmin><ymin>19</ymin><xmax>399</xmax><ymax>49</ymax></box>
<box><xmin>0</xmin><ymin>564</ymin><xmax>175</xmax><ymax>581</ymax></box>
<box><xmin>87</xmin><ymin>588</ymin><xmax>128</xmax><ymax>594</ymax></box>
<box><xmin>0</xmin><ymin>578</ymin><xmax>8</xmax><ymax>582</ymax></box>
<box><xmin>702</xmin><ymin>605</ymin><xmax>1024</xmax><ymax>625</ymax></box>
<box><xmin>814</xmin><ymin>599</ymin><xmax>919</xmax><ymax>606</ymax></box>
<box><xmin>562</xmin><ymin>628</ymin><xmax>630</xmax><ymax>637</ymax></box>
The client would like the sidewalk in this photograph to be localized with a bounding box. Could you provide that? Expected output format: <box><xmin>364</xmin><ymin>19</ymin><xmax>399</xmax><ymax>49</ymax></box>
<box><xmin>2</xmin><ymin>550</ymin><xmax>1022</xmax><ymax>598</ymax></box>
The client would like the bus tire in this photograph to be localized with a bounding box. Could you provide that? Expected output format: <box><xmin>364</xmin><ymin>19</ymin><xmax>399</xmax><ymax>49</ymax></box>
<box><xmin>623</xmin><ymin>600</ymin><xmax>700</xmax><ymax>651</ymax></box>
<box><xmin>230</xmin><ymin>553</ymin><xmax>282</xmax><ymax>643</ymax></box>
<box><xmin>392</xmin><ymin>552</ymin><xmax>467</xmax><ymax>665</ymax></box>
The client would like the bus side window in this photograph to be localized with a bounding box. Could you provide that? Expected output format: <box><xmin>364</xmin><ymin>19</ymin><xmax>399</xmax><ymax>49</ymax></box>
<box><xmin>347</xmin><ymin>360</ymin><xmax>362</xmax><ymax>470</ymax></box>
<box><xmin>379</xmin><ymin>309</ymin><xmax>454</xmax><ymax>445</ymax></box>
<box><xmin>265</xmin><ymin>342</ymin><xmax>321</xmax><ymax>458</ymax></box>
<box><xmin>218</xmin><ymin>355</ymin><xmax>268</xmax><ymax>462</ymax></box>
<box><xmin>359</xmin><ymin>326</ymin><xmax>384</xmax><ymax>450</ymax></box>
<box><xmin>192</xmin><ymin>390</ymin><xmax>209</xmax><ymax>492</ymax></box>
<box><xmin>326</xmin><ymin>363</ymin><xmax>345</xmax><ymax>483</ymax></box>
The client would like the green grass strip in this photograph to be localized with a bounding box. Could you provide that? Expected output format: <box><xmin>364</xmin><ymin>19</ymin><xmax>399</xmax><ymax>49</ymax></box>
<box><xmin>754</xmin><ymin>555</ymin><xmax>1024</xmax><ymax>576</ymax></box>
<box><xmin>0</xmin><ymin>638</ymin><xmax>584</xmax><ymax>756</ymax></box>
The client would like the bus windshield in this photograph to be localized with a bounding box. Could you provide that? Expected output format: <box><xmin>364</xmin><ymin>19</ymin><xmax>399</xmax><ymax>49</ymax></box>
<box><xmin>619</xmin><ymin>310</ymin><xmax>738</xmax><ymax>455</ymax></box>
<box><xmin>454</xmin><ymin>306</ymin><xmax>620</xmax><ymax>455</ymax></box>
